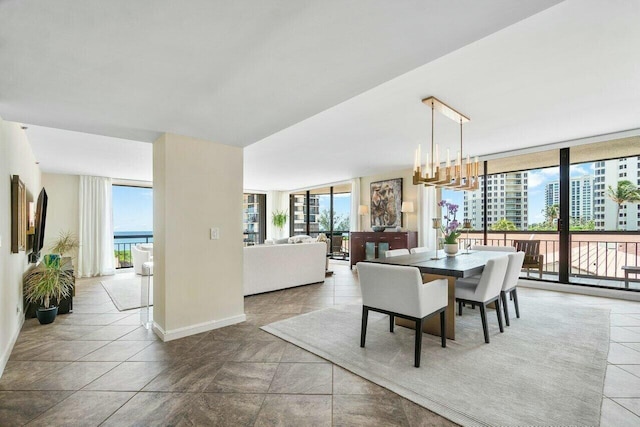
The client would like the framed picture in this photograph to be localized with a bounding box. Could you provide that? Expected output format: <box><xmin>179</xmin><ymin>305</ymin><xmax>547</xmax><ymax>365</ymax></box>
<box><xmin>11</xmin><ymin>175</ymin><xmax>27</xmax><ymax>253</ymax></box>
<box><xmin>370</xmin><ymin>178</ymin><xmax>403</xmax><ymax>228</ymax></box>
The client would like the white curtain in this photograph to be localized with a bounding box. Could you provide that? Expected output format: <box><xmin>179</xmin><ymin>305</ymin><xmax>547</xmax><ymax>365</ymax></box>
<box><xmin>417</xmin><ymin>185</ymin><xmax>437</xmax><ymax>250</ymax></box>
<box><xmin>78</xmin><ymin>176</ymin><xmax>115</xmax><ymax>277</ymax></box>
<box><xmin>350</xmin><ymin>178</ymin><xmax>360</xmax><ymax>231</ymax></box>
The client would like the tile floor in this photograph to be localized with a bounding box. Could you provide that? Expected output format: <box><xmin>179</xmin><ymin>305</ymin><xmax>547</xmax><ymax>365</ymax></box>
<box><xmin>1</xmin><ymin>261</ymin><xmax>640</xmax><ymax>426</ymax></box>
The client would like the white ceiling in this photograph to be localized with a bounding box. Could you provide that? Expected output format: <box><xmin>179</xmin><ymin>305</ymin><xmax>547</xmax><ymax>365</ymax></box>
<box><xmin>3</xmin><ymin>1</ymin><xmax>640</xmax><ymax>191</ymax></box>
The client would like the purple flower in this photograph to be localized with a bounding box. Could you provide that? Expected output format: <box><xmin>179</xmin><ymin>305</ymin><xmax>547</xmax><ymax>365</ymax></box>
<box><xmin>448</xmin><ymin>220</ymin><xmax>459</xmax><ymax>232</ymax></box>
<box><xmin>438</xmin><ymin>200</ymin><xmax>447</xmax><ymax>207</ymax></box>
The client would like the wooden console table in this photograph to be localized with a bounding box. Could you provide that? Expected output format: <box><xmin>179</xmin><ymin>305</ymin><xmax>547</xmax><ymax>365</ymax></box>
<box><xmin>349</xmin><ymin>231</ymin><xmax>418</xmax><ymax>269</ymax></box>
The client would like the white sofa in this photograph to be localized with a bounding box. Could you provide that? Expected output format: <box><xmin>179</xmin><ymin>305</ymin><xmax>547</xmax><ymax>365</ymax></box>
<box><xmin>244</xmin><ymin>242</ymin><xmax>326</xmax><ymax>296</ymax></box>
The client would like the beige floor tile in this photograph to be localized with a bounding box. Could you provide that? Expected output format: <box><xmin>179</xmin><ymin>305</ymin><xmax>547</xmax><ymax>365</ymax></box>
<box><xmin>26</xmin><ymin>390</ymin><xmax>135</xmax><ymax>426</ymax></box>
<box><xmin>0</xmin><ymin>391</ymin><xmax>73</xmax><ymax>426</ymax></box>
<box><xmin>609</xmin><ymin>343</ymin><xmax>640</xmax><ymax>364</ymax></box>
<box><xmin>268</xmin><ymin>363</ymin><xmax>332</xmax><ymax>394</ymax></box>
<box><xmin>254</xmin><ymin>394</ymin><xmax>332</xmax><ymax>427</ymax></box>
<box><xmin>205</xmin><ymin>362</ymin><xmax>278</xmax><ymax>393</ymax></box>
<box><xmin>601</xmin><ymin>398</ymin><xmax>640</xmax><ymax>427</ymax></box>
<box><xmin>604</xmin><ymin>365</ymin><xmax>640</xmax><ymax>398</ymax></box>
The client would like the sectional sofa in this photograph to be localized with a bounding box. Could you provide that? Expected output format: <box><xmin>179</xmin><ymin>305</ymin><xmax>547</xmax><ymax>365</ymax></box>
<box><xmin>243</xmin><ymin>241</ymin><xmax>326</xmax><ymax>295</ymax></box>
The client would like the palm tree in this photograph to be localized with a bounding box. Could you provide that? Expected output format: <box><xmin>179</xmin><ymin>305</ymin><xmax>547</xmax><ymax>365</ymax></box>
<box><xmin>607</xmin><ymin>180</ymin><xmax>640</xmax><ymax>230</ymax></box>
<box><xmin>543</xmin><ymin>204</ymin><xmax>559</xmax><ymax>228</ymax></box>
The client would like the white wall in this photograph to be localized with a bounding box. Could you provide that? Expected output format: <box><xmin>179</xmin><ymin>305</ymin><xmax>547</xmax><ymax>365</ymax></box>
<box><xmin>153</xmin><ymin>133</ymin><xmax>245</xmax><ymax>341</ymax></box>
<box><xmin>359</xmin><ymin>168</ymin><xmax>418</xmax><ymax>232</ymax></box>
<box><xmin>266</xmin><ymin>190</ymin><xmax>290</xmax><ymax>240</ymax></box>
<box><xmin>41</xmin><ymin>173</ymin><xmax>80</xmax><ymax>264</ymax></box>
<box><xmin>0</xmin><ymin>118</ymin><xmax>41</xmax><ymax>377</ymax></box>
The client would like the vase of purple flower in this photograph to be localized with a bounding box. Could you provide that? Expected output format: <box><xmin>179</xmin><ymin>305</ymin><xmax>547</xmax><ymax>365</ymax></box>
<box><xmin>438</xmin><ymin>200</ymin><xmax>461</xmax><ymax>256</ymax></box>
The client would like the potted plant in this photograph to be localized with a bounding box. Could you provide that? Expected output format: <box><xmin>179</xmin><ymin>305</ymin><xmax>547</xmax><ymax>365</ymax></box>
<box><xmin>50</xmin><ymin>230</ymin><xmax>79</xmax><ymax>259</ymax></box>
<box><xmin>23</xmin><ymin>259</ymin><xmax>75</xmax><ymax>324</ymax></box>
<box><xmin>272</xmin><ymin>210</ymin><xmax>288</xmax><ymax>233</ymax></box>
<box><xmin>438</xmin><ymin>200</ymin><xmax>461</xmax><ymax>256</ymax></box>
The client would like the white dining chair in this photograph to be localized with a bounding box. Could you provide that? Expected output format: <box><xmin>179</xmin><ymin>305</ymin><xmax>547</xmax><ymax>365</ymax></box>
<box><xmin>357</xmin><ymin>262</ymin><xmax>448</xmax><ymax>367</ymax></box>
<box><xmin>384</xmin><ymin>248</ymin><xmax>410</xmax><ymax>257</ymax></box>
<box><xmin>500</xmin><ymin>252</ymin><xmax>525</xmax><ymax>326</ymax></box>
<box><xmin>455</xmin><ymin>256</ymin><xmax>509</xmax><ymax>343</ymax></box>
<box><xmin>410</xmin><ymin>246</ymin><xmax>431</xmax><ymax>254</ymax></box>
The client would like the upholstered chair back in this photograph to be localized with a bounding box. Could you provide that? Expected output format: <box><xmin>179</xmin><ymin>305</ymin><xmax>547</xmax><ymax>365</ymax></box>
<box><xmin>357</xmin><ymin>262</ymin><xmax>447</xmax><ymax>319</ymax></box>
<box><xmin>472</xmin><ymin>256</ymin><xmax>509</xmax><ymax>302</ymax></box>
<box><xmin>384</xmin><ymin>248</ymin><xmax>410</xmax><ymax>258</ymax></box>
<box><xmin>410</xmin><ymin>246</ymin><xmax>430</xmax><ymax>254</ymax></box>
<box><xmin>502</xmin><ymin>252</ymin><xmax>525</xmax><ymax>292</ymax></box>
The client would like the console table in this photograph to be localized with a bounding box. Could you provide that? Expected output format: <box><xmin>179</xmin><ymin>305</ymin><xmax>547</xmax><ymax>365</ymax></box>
<box><xmin>349</xmin><ymin>231</ymin><xmax>418</xmax><ymax>269</ymax></box>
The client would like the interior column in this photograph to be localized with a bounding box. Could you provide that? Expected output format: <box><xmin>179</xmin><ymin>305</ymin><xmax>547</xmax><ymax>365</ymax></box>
<box><xmin>152</xmin><ymin>133</ymin><xmax>245</xmax><ymax>341</ymax></box>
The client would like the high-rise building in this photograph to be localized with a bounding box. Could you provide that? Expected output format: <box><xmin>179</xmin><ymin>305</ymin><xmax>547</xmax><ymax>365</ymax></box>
<box><xmin>292</xmin><ymin>193</ymin><xmax>320</xmax><ymax>234</ymax></box>
<box><xmin>544</xmin><ymin>175</ymin><xmax>593</xmax><ymax>223</ymax></box>
<box><xmin>594</xmin><ymin>156</ymin><xmax>640</xmax><ymax>231</ymax></box>
<box><xmin>463</xmin><ymin>172</ymin><xmax>529</xmax><ymax>229</ymax></box>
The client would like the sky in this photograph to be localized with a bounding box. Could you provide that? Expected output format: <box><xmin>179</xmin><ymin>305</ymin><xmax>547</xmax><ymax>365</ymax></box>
<box><xmin>113</xmin><ymin>185</ymin><xmax>153</xmax><ymax>232</ymax></box>
<box><xmin>317</xmin><ymin>193</ymin><xmax>351</xmax><ymax>219</ymax></box>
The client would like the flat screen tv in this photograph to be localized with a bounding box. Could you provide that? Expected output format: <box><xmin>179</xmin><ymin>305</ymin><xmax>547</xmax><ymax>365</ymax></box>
<box><xmin>29</xmin><ymin>188</ymin><xmax>48</xmax><ymax>263</ymax></box>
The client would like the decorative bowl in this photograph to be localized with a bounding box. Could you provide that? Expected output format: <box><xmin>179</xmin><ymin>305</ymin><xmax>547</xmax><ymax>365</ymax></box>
<box><xmin>372</xmin><ymin>226</ymin><xmax>385</xmax><ymax>232</ymax></box>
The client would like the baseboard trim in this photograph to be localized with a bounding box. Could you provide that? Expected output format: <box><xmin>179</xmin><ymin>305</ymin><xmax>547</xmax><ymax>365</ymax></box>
<box><xmin>0</xmin><ymin>315</ymin><xmax>25</xmax><ymax>379</ymax></box>
<box><xmin>153</xmin><ymin>313</ymin><xmax>247</xmax><ymax>342</ymax></box>
<box><xmin>519</xmin><ymin>279</ymin><xmax>640</xmax><ymax>302</ymax></box>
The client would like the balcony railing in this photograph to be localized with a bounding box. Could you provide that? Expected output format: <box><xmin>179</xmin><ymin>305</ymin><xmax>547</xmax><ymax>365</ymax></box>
<box><xmin>114</xmin><ymin>233</ymin><xmax>153</xmax><ymax>269</ymax></box>
<box><xmin>457</xmin><ymin>231</ymin><xmax>639</xmax><ymax>287</ymax></box>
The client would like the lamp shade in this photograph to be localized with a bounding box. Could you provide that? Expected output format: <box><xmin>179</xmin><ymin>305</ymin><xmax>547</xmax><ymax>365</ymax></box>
<box><xmin>358</xmin><ymin>205</ymin><xmax>369</xmax><ymax>215</ymax></box>
<box><xmin>401</xmin><ymin>202</ymin><xmax>414</xmax><ymax>213</ymax></box>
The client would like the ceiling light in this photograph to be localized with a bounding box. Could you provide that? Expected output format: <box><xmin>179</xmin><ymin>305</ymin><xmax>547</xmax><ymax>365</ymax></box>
<box><xmin>412</xmin><ymin>97</ymin><xmax>479</xmax><ymax>191</ymax></box>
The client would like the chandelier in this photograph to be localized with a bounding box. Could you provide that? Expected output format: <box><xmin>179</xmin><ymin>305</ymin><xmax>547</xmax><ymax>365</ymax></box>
<box><xmin>413</xmin><ymin>96</ymin><xmax>479</xmax><ymax>191</ymax></box>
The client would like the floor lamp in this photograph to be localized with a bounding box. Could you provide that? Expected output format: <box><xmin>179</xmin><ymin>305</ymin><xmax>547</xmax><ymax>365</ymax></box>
<box><xmin>358</xmin><ymin>205</ymin><xmax>369</xmax><ymax>231</ymax></box>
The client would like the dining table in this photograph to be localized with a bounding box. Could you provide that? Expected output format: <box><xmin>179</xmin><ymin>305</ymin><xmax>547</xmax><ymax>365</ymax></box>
<box><xmin>363</xmin><ymin>249</ymin><xmax>510</xmax><ymax>340</ymax></box>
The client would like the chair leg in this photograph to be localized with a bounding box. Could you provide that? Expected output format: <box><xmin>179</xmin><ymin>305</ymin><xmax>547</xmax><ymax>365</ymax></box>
<box><xmin>389</xmin><ymin>315</ymin><xmax>394</xmax><ymax>333</ymax></box>
<box><xmin>415</xmin><ymin>318</ymin><xmax>423</xmax><ymax>367</ymax></box>
<box><xmin>440</xmin><ymin>310</ymin><xmax>446</xmax><ymax>348</ymax></box>
<box><xmin>479</xmin><ymin>304</ymin><xmax>489</xmax><ymax>343</ymax></box>
<box><xmin>495</xmin><ymin>298</ymin><xmax>504</xmax><ymax>333</ymax></box>
<box><xmin>458</xmin><ymin>300</ymin><xmax>463</xmax><ymax>316</ymax></box>
<box><xmin>360</xmin><ymin>307</ymin><xmax>369</xmax><ymax>348</ymax></box>
<box><xmin>501</xmin><ymin>291</ymin><xmax>510</xmax><ymax>327</ymax></box>
<box><xmin>512</xmin><ymin>289</ymin><xmax>520</xmax><ymax>318</ymax></box>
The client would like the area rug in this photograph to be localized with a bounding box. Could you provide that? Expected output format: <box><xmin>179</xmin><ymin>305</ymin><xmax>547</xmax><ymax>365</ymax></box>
<box><xmin>101</xmin><ymin>276</ymin><xmax>153</xmax><ymax>311</ymax></box>
<box><xmin>262</xmin><ymin>297</ymin><xmax>610</xmax><ymax>427</ymax></box>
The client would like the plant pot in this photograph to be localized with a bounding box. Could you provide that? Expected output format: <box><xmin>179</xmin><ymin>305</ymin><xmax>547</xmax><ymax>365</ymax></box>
<box><xmin>443</xmin><ymin>243</ymin><xmax>459</xmax><ymax>257</ymax></box>
<box><xmin>35</xmin><ymin>306</ymin><xmax>58</xmax><ymax>324</ymax></box>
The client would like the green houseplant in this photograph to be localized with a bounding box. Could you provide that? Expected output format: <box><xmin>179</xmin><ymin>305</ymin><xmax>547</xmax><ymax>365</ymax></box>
<box><xmin>272</xmin><ymin>210</ymin><xmax>288</xmax><ymax>230</ymax></box>
<box><xmin>23</xmin><ymin>259</ymin><xmax>75</xmax><ymax>324</ymax></box>
<box><xmin>50</xmin><ymin>230</ymin><xmax>80</xmax><ymax>258</ymax></box>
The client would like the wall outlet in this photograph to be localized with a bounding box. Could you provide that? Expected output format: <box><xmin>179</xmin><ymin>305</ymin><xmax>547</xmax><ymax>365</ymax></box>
<box><xmin>210</xmin><ymin>227</ymin><xmax>220</xmax><ymax>240</ymax></box>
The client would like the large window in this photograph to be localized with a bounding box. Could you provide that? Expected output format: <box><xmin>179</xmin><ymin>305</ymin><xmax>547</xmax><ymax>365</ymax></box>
<box><xmin>445</xmin><ymin>136</ymin><xmax>640</xmax><ymax>291</ymax></box>
<box><xmin>290</xmin><ymin>184</ymin><xmax>351</xmax><ymax>256</ymax></box>
<box><xmin>112</xmin><ymin>185</ymin><xmax>153</xmax><ymax>268</ymax></box>
<box><xmin>243</xmin><ymin>193</ymin><xmax>266</xmax><ymax>245</ymax></box>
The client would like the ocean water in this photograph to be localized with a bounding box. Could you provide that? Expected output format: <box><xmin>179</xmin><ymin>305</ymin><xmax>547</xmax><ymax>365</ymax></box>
<box><xmin>114</xmin><ymin>231</ymin><xmax>153</xmax><ymax>246</ymax></box>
